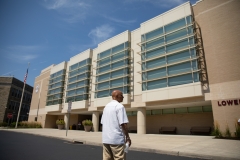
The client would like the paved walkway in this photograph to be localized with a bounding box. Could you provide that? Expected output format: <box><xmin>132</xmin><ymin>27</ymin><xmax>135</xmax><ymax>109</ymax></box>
<box><xmin>1</xmin><ymin>128</ymin><xmax>240</xmax><ymax>160</ymax></box>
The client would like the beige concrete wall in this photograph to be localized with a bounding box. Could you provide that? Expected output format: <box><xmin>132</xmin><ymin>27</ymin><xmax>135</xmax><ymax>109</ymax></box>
<box><xmin>45</xmin><ymin>115</ymin><xmax>58</xmax><ymax>128</ymax></box>
<box><xmin>29</xmin><ymin>66</ymin><xmax>52</xmax><ymax>125</ymax></box>
<box><xmin>193</xmin><ymin>0</ymin><xmax>240</xmax><ymax>134</ymax></box>
<box><xmin>128</xmin><ymin>112</ymin><xmax>213</xmax><ymax>135</ymax></box>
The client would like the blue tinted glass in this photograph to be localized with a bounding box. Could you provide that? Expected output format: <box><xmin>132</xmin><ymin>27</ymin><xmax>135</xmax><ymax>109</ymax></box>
<box><xmin>98</xmin><ymin>65</ymin><xmax>110</xmax><ymax>74</ymax></box>
<box><xmin>79</xmin><ymin>60</ymin><xmax>86</xmax><ymax>66</ymax></box>
<box><xmin>146</xmin><ymin>27</ymin><xmax>163</xmax><ymax>41</ymax></box>
<box><xmin>147</xmin><ymin>68</ymin><xmax>166</xmax><ymax>80</ymax></box>
<box><xmin>125</xmin><ymin>42</ymin><xmax>129</xmax><ymax>48</ymax></box>
<box><xmin>190</xmin><ymin>49</ymin><xmax>196</xmax><ymax>58</ymax></box>
<box><xmin>165</xmin><ymin>18</ymin><xmax>186</xmax><ymax>33</ymax></box>
<box><xmin>77</xmin><ymin>80</ymin><xmax>86</xmax><ymax>87</ymax></box>
<box><xmin>111</xmin><ymin>78</ymin><xmax>124</xmax><ymax>87</ymax></box>
<box><xmin>68</xmin><ymin>76</ymin><xmax>77</xmax><ymax>83</ymax></box>
<box><xmin>142</xmin><ymin>73</ymin><xmax>147</xmax><ymax>81</ymax></box>
<box><xmin>146</xmin><ymin>37</ymin><xmax>164</xmax><ymax>50</ymax></box>
<box><xmin>146</xmin><ymin>57</ymin><xmax>165</xmax><ymax>69</ymax></box>
<box><xmin>98</xmin><ymin>82</ymin><xmax>109</xmax><ymax>90</ymax></box>
<box><xmin>112</xmin><ymin>51</ymin><xmax>125</xmax><ymax>62</ymax></box>
<box><xmin>111</xmin><ymin>69</ymin><xmax>124</xmax><ymax>78</ymax></box>
<box><xmin>142</xmin><ymin>82</ymin><xmax>147</xmax><ymax>91</ymax></box>
<box><xmin>168</xmin><ymin>73</ymin><xmax>192</xmax><ymax>86</ymax></box>
<box><xmin>166</xmin><ymin>39</ymin><xmax>189</xmax><ymax>53</ymax></box>
<box><xmin>70</xmin><ymin>63</ymin><xmax>78</xmax><ymax>71</ymax></box>
<box><xmin>167</xmin><ymin>50</ymin><xmax>190</xmax><ymax>64</ymax></box>
<box><xmin>69</xmin><ymin>69</ymin><xmax>78</xmax><ymax>77</ymax></box>
<box><xmin>112</xmin><ymin>43</ymin><xmax>124</xmax><ymax>54</ymax></box>
<box><xmin>187</xmin><ymin>27</ymin><xmax>193</xmax><ymax>34</ymax></box>
<box><xmin>78</xmin><ymin>66</ymin><xmax>88</xmax><ymax>74</ymax></box>
<box><xmin>165</xmin><ymin>29</ymin><xmax>188</xmax><ymax>43</ymax></box>
<box><xmin>112</xmin><ymin>61</ymin><xmax>125</xmax><ymax>69</ymax></box>
<box><xmin>99</xmin><ymin>49</ymin><xmax>111</xmax><ymax>59</ymax></box>
<box><xmin>98</xmin><ymin>73</ymin><xmax>110</xmax><ymax>82</ymax></box>
<box><xmin>186</xmin><ymin>16</ymin><xmax>192</xmax><ymax>25</ymax></box>
<box><xmin>99</xmin><ymin>57</ymin><xmax>110</xmax><ymax>67</ymax></box>
<box><xmin>141</xmin><ymin>52</ymin><xmax>146</xmax><ymax>60</ymax></box>
<box><xmin>146</xmin><ymin>47</ymin><xmax>165</xmax><ymax>59</ymax></box>
<box><xmin>141</xmin><ymin>35</ymin><xmax>145</xmax><ymax>41</ymax></box>
<box><xmin>67</xmin><ymin>90</ymin><xmax>75</xmax><ymax>97</ymax></box>
<box><xmin>193</xmin><ymin>72</ymin><xmax>199</xmax><ymax>82</ymax></box>
<box><xmin>168</xmin><ymin>62</ymin><xmax>191</xmax><ymax>75</ymax></box>
<box><xmin>97</xmin><ymin>90</ymin><xmax>109</xmax><ymax>98</ymax></box>
<box><xmin>147</xmin><ymin>79</ymin><xmax>167</xmax><ymax>90</ymax></box>
<box><xmin>189</xmin><ymin>37</ymin><xmax>195</xmax><ymax>46</ymax></box>
<box><xmin>68</xmin><ymin>83</ymin><xmax>76</xmax><ymax>90</ymax></box>
<box><xmin>76</xmin><ymin>88</ymin><xmax>84</xmax><ymax>95</ymax></box>
<box><xmin>142</xmin><ymin>63</ymin><xmax>146</xmax><ymax>70</ymax></box>
<box><xmin>192</xmin><ymin>60</ymin><xmax>198</xmax><ymax>70</ymax></box>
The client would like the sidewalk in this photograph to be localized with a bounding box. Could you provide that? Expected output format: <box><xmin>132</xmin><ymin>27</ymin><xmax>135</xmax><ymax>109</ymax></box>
<box><xmin>1</xmin><ymin>128</ymin><xmax>240</xmax><ymax>160</ymax></box>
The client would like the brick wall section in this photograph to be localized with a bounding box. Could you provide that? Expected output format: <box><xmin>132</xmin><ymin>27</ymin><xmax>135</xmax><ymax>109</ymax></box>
<box><xmin>193</xmin><ymin>0</ymin><xmax>240</xmax><ymax>84</ymax></box>
<box><xmin>0</xmin><ymin>77</ymin><xmax>33</xmax><ymax>123</ymax></box>
<box><xmin>193</xmin><ymin>0</ymin><xmax>240</xmax><ymax>134</ymax></box>
<box><xmin>0</xmin><ymin>77</ymin><xmax>12</xmax><ymax>123</ymax></box>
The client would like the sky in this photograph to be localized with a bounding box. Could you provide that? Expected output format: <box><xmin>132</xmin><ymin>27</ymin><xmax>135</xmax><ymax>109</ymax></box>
<box><xmin>0</xmin><ymin>0</ymin><xmax>198</xmax><ymax>87</ymax></box>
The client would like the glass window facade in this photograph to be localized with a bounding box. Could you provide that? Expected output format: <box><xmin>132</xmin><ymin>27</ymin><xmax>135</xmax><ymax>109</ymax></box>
<box><xmin>46</xmin><ymin>69</ymin><xmax>66</xmax><ymax>106</ymax></box>
<box><xmin>95</xmin><ymin>42</ymin><xmax>130</xmax><ymax>98</ymax></box>
<box><xmin>141</xmin><ymin>16</ymin><xmax>199</xmax><ymax>91</ymax></box>
<box><xmin>65</xmin><ymin>58</ymin><xmax>91</xmax><ymax>103</ymax></box>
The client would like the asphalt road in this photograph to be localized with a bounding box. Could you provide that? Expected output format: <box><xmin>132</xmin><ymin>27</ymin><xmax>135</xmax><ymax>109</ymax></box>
<box><xmin>0</xmin><ymin>130</ymin><xmax>203</xmax><ymax>160</ymax></box>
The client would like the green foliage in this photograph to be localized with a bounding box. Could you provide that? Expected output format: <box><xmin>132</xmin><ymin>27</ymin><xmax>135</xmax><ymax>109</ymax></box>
<box><xmin>10</xmin><ymin>122</ymin><xmax>16</xmax><ymax>128</ymax></box>
<box><xmin>82</xmin><ymin>119</ymin><xmax>93</xmax><ymax>126</ymax></box>
<box><xmin>235</xmin><ymin>123</ymin><xmax>240</xmax><ymax>138</ymax></box>
<box><xmin>225</xmin><ymin>125</ymin><xmax>231</xmax><ymax>138</ymax></box>
<box><xmin>211</xmin><ymin>122</ymin><xmax>223</xmax><ymax>138</ymax></box>
<box><xmin>0</xmin><ymin>122</ymin><xmax>8</xmax><ymax>127</ymax></box>
<box><xmin>8</xmin><ymin>121</ymin><xmax>42</xmax><ymax>128</ymax></box>
<box><xmin>56</xmin><ymin>119</ymin><xmax>65</xmax><ymax>125</ymax></box>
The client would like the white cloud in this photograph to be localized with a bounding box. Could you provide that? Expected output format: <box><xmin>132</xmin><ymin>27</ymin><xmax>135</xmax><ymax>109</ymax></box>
<box><xmin>2</xmin><ymin>45</ymin><xmax>41</xmax><ymax>63</ymax></box>
<box><xmin>1</xmin><ymin>69</ymin><xmax>20</xmax><ymax>76</ymax></box>
<box><xmin>124</xmin><ymin>0</ymin><xmax>186</xmax><ymax>8</ymax></box>
<box><xmin>43</xmin><ymin>0</ymin><xmax>90</xmax><ymax>23</ymax></box>
<box><xmin>103</xmin><ymin>15</ymin><xmax>137</xmax><ymax>25</ymax></box>
<box><xmin>88</xmin><ymin>25</ymin><xmax>115</xmax><ymax>45</ymax></box>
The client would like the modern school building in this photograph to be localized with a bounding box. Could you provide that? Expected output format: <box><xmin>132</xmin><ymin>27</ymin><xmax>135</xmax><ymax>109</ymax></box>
<box><xmin>29</xmin><ymin>0</ymin><xmax>240</xmax><ymax>135</ymax></box>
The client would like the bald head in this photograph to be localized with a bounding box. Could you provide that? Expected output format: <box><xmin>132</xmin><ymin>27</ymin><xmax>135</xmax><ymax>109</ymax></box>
<box><xmin>112</xmin><ymin>90</ymin><xmax>124</xmax><ymax>102</ymax></box>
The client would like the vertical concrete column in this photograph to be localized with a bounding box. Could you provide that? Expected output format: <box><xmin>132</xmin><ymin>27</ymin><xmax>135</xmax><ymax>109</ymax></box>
<box><xmin>92</xmin><ymin>111</ymin><xmax>99</xmax><ymax>132</ymax></box>
<box><xmin>137</xmin><ymin>107</ymin><xmax>146</xmax><ymax>134</ymax></box>
<box><xmin>64</xmin><ymin>114</ymin><xmax>69</xmax><ymax>129</ymax></box>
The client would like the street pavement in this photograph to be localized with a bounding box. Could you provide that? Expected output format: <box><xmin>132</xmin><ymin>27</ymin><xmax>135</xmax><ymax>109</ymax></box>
<box><xmin>1</xmin><ymin>128</ymin><xmax>240</xmax><ymax>160</ymax></box>
<box><xmin>0</xmin><ymin>131</ymin><xmax>201</xmax><ymax>160</ymax></box>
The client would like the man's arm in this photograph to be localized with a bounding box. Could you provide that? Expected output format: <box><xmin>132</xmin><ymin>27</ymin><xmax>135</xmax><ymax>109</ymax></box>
<box><xmin>121</xmin><ymin>123</ymin><xmax>131</xmax><ymax>147</ymax></box>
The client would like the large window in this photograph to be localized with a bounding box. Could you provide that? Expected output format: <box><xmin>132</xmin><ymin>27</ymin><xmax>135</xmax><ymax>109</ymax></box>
<box><xmin>141</xmin><ymin>16</ymin><xmax>199</xmax><ymax>91</ymax></box>
<box><xmin>65</xmin><ymin>58</ymin><xmax>91</xmax><ymax>103</ymax></box>
<box><xmin>46</xmin><ymin>69</ymin><xmax>66</xmax><ymax>106</ymax></box>
<box><xmin>95</xmin><ymin>42</ymin><xmax>130</xmax><ymax>98</ymax></box>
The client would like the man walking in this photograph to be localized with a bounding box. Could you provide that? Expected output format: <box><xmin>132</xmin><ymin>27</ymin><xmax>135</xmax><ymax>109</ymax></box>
<box><xmin>101</xmin><ymin>90</ymin><xmax>131</xmax><ymax>160</ymax></box>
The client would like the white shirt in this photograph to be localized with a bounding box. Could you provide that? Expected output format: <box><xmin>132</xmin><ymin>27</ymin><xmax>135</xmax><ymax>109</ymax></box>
<box><xmin>101</xmin><ymin>100</ymin><xmax>129</xmax><ymax>144</ymax></box>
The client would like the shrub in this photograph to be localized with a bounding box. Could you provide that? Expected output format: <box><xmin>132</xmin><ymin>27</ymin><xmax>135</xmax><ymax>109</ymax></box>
<box><xmin>16</xmin><ymin>121</ymin><xmax>42</xmax><ymax>128</ymax></box>
<box><xmin>211</xmin><ymin>122</ymin><xmax>222</xmax><ymax>138</ymax></box>
<box><xmin>0</xmin><ymin>122</ymin><xmax>8</xmax><ymax>127</ymax></box>
<box><xmin>82</xmin><ymin>119</ymin><xmax>93</xmax><ymax>126</ymax></box>
<box><xmin>235</xmin><ymin>122</ymin><xmax>240</xmax><ymax>138</ymax></box>
<box><xmin>225</xmin><ymin>125</ymin><xmax>231</xmax><ymax>138</ymax></box>
<box><xmin>10</xmin><ymin>122</ymin><xmax>16</xmax><ymax>128</ymax></box>
<box><xmin>56</xmin><ymin>119</ymin><xmax>65</xmax><ymax>125</ymax></box>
